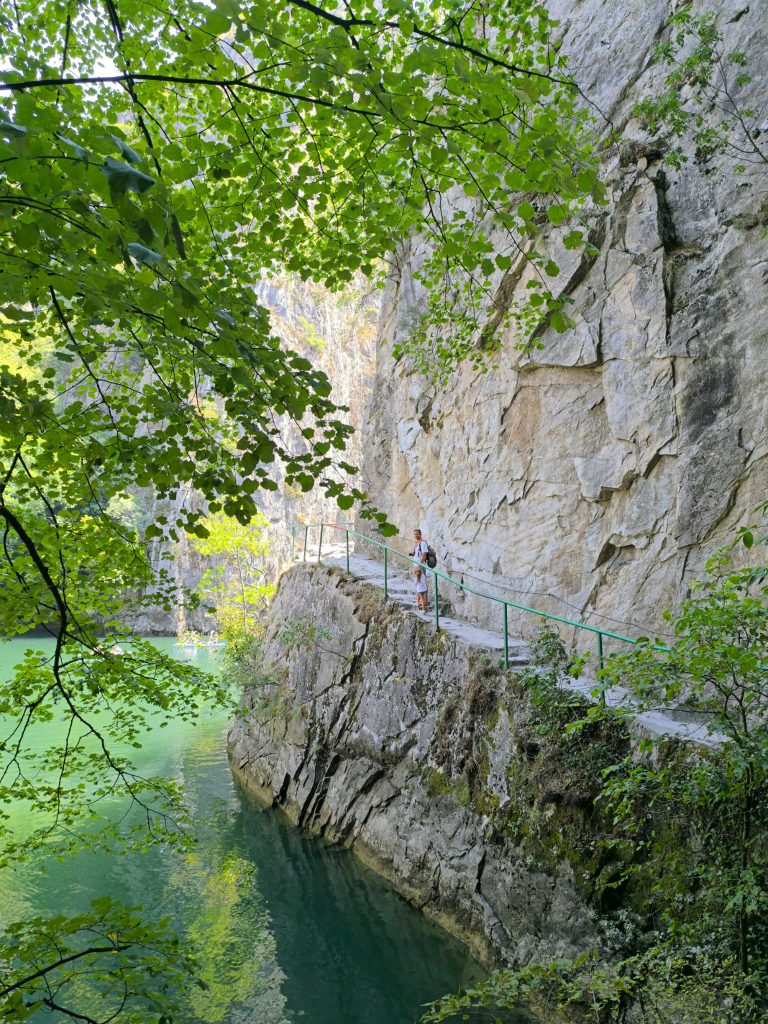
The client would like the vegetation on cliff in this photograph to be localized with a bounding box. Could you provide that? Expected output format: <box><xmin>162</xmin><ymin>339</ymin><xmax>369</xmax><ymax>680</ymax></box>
<box><xmin>192</xmin><ymin>511</ymin><xmax>274</xmax><ymax>635</ymax></box>
<box><xmin>633</xmin><ymin>4</ymin><xmax>767</xmax><ymax>173</ymax></box>
<box><xmin>425</xmin><ymin>554</ymin><xmax>768</xmax><ymax>1023</ymax></box>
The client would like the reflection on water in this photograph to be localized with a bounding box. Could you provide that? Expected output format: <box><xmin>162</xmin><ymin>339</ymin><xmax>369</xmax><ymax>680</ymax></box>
<box><xmin>0</xmin><ymin>637</ymin><xmax>485</xmax><ymax>1024</ymax></box>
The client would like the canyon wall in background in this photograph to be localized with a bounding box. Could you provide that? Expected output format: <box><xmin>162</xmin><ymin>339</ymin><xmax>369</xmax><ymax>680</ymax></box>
<box><xmin>133</xmin><ymin>275</ymin><xmax>378</xmax><ymax>633</ymax></box>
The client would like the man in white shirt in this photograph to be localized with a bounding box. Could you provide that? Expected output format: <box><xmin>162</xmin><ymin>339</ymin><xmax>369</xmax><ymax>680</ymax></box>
<box><xmin>409</xmin><ymin>529</ymin><xmax>429</xmax><ymax>568</ymax></box>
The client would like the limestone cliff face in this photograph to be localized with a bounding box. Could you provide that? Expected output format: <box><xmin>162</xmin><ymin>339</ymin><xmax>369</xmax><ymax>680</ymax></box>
<box><xmin>242</xmin><ymin>273</ymin><xmax>378</xmax><ymax>563</ymax></box>
<box><xmin>362</xmin><ymin>0</ymin><xmax>768</xmax><ymax>638</ymax></box>
<box><xmin>228</xmin><ymin>564</ymin><xmax>632</xmax><ymax>968</ymax></box>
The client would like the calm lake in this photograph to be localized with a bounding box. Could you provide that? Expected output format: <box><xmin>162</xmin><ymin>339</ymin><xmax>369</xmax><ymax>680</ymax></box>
<box><xmin>0</xmin><ymin>637</ymin><xmax>484</xmax><ymax>1024</ymax></box>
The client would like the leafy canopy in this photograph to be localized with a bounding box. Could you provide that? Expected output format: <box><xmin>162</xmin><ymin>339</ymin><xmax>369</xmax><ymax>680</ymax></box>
<box><xmin>1</xmin><ymin>0</ymin><xmax>603</xmax><ymax>397</ymax></box>
<box><xmin>0</xmin><ymin>0</ymin><xmax>602</xmax><ymax>856</ymax></box>
<box><xmin>0</xmin><ymin>2</ymin><xmax>602</xmax><ymax>1017</ymax></box>
<box><xmin>0</xmin><ymin>898</ymin><xmax>198</xmax><ymax>1024</ymax></box>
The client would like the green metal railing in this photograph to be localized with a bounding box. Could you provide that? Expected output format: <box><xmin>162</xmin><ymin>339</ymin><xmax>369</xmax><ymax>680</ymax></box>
<box><xmin>290</xmin><ymin>522</ymin><xmax>663</xmax><ymax>676</ymax></box>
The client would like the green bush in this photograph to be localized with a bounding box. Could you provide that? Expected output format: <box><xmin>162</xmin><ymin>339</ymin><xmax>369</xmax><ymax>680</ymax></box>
<box><xmin>424</xmin><ymin>555</ymin><xmax>768</xmax><ymax>1023</ymax></box>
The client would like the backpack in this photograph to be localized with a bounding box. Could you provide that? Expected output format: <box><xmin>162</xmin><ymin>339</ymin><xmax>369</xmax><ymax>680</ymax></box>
<box><xmin>425</xmin><ymin>544</ymin><xmax>437</xmax><ymax>569</ymax></box>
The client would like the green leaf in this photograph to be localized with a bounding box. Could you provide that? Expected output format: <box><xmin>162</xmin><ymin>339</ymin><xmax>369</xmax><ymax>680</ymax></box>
<box><xmin>126</xmin><ymin>242</ymin><xmax>163</xmax><ymax>265</ymax></box>
<box><xmin>172</xmin><ymin>281</ymin><xmax>198</xmax><ymax>308</ymax></box>
<box><xmin>0</xmin><ymin>120</ymin><xmax>26</xmax><ymax>137</ymax></box>
<box><xmin>518</xmin><ymin>200</ymin><xmax>535</xmax><ymax>221</ymax></box>
<box><xmin>511</xmin><ymin>86</ymin><xmax>533</xmax><ymax>104</ymax></box>
<box><xmin>55</xmin><ymin>133</ymin><xmax>88</xmax><ymax>160</ymax></box>
<box><xmin>170</xmin><ymin>213</ymin><xmax>186</xmax><ymax>259</ymax></box>
<box><xmin>134</xmin><ymin>217</ymin><xmax>154</xmax><ymax>244</ymax></box>
<box><xmin>110</xmin><ymin>133</ymin><xmax>142</xmax><ymax>165</ymax></box>
<box><xmin>551</xmin><ymin>309</ymin><xmax>576</xmax><ymax>332</ymax></box>
<box><xmin>102</xmin><ymin>157</ymin><xmax>155</xmax><ymax>195</ymax></box>
<box><xmin>563</xmin><ymin>230</ymin><xmax>584</xmax><ymax>250</ymax></box>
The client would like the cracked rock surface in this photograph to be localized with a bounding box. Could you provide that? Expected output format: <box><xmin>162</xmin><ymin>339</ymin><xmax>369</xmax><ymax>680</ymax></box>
<box><xmin>229</xmin><ymin>564</ymin><xmax>621</xmax><ymax>967</ymax></box>
<box><xmin>361</xmin><ymin>0</ymin><xmax>768</xmax><ymax>638</ymax></box>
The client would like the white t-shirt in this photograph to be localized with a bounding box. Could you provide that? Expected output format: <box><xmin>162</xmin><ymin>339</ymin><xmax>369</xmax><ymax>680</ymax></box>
<box><xmin>412</xmin><ymin>539</ymin><xmax>429</xmax><ymax>565</ymax></box>
<box><xmin>414</xmin><ymin>574</ymin><xmax>428</xmax><ymax>594</ymax></box>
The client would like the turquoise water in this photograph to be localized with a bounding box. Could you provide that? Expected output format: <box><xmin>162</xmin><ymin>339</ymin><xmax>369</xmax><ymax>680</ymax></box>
<box><xmin>0</xmin><ymin>637</ymin><xmax>485</xmax><ymax>1024</ymax></box>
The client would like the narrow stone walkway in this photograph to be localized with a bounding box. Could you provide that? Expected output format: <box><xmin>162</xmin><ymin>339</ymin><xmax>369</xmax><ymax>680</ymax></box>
<box><xmin>302</xmin><ymin>548</ymin><xmax>723</xmax><ymax>748</ymax></box>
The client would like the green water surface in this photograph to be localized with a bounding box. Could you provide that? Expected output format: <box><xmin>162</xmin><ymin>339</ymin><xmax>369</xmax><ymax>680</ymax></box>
<box><xmin>0</xmin><ymin>637</ymin><xmax>487</xmax><ymax>1024</ymax></box>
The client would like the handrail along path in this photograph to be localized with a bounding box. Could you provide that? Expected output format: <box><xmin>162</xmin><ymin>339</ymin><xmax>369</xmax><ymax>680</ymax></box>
<box><xmin>291</xmin><ymin>522</ymin><xmax>669</xmax><ymax>676</ymax></box>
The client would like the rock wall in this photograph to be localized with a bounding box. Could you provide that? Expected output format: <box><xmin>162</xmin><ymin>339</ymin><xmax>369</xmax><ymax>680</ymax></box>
<box><xmin>228</xmin><ymin>0</ymin><xmax>767</xmax><ymax>988</ymax></box>
<box><xmin>361</xmin><ymin>0</ymin><xmax>768</xmax><ymax>639</ymax></box>
<box><xmin>232</xmin><ymin>273</ymin><xmax>379</xmax><ymax>569</ymax></box>
<box><xmin>228</xmin><ymin>563</ymin><xmax>634</xmax><ymax>968</ymax></box>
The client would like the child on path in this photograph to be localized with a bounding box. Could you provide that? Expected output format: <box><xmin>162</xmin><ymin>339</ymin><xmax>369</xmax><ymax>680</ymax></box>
<box><xmin>414</xmin><ymin>566</ymin><xmax>428</xmax><ymax>612</ymax></box>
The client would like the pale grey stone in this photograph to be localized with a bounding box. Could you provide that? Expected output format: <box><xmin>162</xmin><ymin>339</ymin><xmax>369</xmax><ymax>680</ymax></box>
<box><xmin>229</xmin><ymin>565</ymin><xmax>612</xmax><ymax>968</ymax></box>
<box><xmin>360</xmin><ymin>0</ymin><xmax>768</xmax><ymax>639</ymax></box>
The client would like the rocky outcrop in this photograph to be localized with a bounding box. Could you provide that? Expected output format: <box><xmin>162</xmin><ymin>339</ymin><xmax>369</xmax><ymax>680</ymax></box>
<box><xmin>361</xmin><ymin>0</ymin><xmax>768</xmax><ymax>638</ymax></box>
<box><xmin>228</xmin><ymin>563</ymin><xmax>633</xmax><ymax>967</ymax></box>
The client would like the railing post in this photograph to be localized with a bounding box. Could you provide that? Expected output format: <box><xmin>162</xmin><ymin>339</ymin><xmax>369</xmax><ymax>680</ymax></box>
<box><xmin>302</xmin><ymin>526</ymin><xmax>308</xmax><ymax>562</ymax></box>
<box><xmin>503</xmin><ymin>603</ymin><xmax>509</xmax><ymax>669</ymax></box>
<box><xmin>433</xmin><ymin>571</ymin><xmax>439</xmax><ymax>630</ymax></box>
<box><xmin>345</xmin><ymin>528</ymin><xmax>350</xmax><ymax>573</ymax></box>
<box><xmin>383</xmin><ymin>547</ymin><xmax>388</xmax><ymax>600</ymax></box>
<box><xmin>597</xmin><ymin>632</ymin><xmax>605</xmax><ymax>706</ymax></box>
<box><xmin>317</xmin><ymin>523</ymin><xmax>324</xmax><ymax>563</ymax></box>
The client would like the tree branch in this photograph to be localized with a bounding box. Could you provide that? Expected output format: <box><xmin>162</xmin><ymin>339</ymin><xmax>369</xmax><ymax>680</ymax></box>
<box><xmin>1</xmin><ymin>943</ymin><xmax>134</xmax><ymax>998</ymax></box>
<box><xmin>0</xmin><ymin>72</ymin><xmax>381</xmax><ymax>118</ymax></box>
<box><xmin>283</xmin><ymin>0</ymin><xmax>573</xmax><ymax>85</ymax></box>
